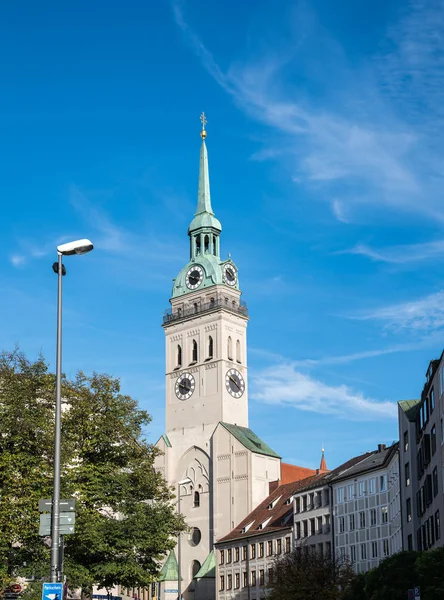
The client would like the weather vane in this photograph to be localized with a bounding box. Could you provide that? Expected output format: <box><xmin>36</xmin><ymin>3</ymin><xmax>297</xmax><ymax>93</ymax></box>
<box><xmin>200</xmin><ymin>112</ymin><xmax>207</xmax><ymax>139</ymax></box>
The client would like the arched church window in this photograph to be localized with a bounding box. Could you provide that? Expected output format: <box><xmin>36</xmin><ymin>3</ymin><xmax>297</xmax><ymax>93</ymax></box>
<box><xmin>208</xmin><ymin>336</ymin><xmax>214</xmax><ymax>359</ymax></box>
<box><xmin>236</xmin><ymin>339</ymin><xmax>241</xmax><ymax>363</ymax></box>
<box><xmin>195</xmin><ymin>235</ymin><xmax>201</xmax><ymax>255</ymax></box>
<box><xmin>227</xmin><ymin>336</ymin><xmax>233</xmax><ymax>360</ymax></box>
<box><xmin>192</xmin><ymin>339</ymin><xmax>198</xmax><ymax>363</ymax></box>
<box><xmin>194</xmin><ymin>491</ymin><xmax>200</xmax><ymax>507</ymax></box>
<box><xmin>204</xmin><ymin>235</ymin><xmax>209</xmax><ymax>253</ymax></box>
<box><xmin>177</xmin><ymin>344</ymin><xmax>182</xmax><ymax>367</ymax></box>
<box><xmin>232</xmin><ymin>300</ymin><xmax>236</xmax><ymax>309</ymax></box>
<box><xmin>191</xmin><ymin>559</ymin><xmax>201</xmax><ymax>578</ymax></box>
<box><xmin>213</xmin><ymin>235</ymin><xmax>217</xmax><ymax>255</ymax></box>
<box><xmin>210</xmin><ymin>297</ymin><xmax>215</xmax><ymax>306</ymax></box>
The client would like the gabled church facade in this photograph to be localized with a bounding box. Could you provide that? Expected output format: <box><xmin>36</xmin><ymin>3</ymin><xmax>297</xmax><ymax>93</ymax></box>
<box><xmin>154</xmin><ymin>116</ymin><xmax>282</xmax><ymax>600</ymax></box>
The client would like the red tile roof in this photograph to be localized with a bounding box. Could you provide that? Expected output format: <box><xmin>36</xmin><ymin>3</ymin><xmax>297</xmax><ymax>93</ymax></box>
<box><xmin>280</xmin><ymin>462</ymin><xmax>317</xmax><ymax>484</ymax></box>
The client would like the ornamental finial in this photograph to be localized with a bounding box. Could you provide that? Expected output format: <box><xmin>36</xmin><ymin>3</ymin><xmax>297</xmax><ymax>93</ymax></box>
<box><xmin>200</xmin><ymin>112</ymin><xmax>207</xmax><ymax>140</ymax></box>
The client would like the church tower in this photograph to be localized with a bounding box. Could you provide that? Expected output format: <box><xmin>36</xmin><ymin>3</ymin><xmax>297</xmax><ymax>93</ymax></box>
<box><xmin>155</xmin><ymin>115</ymin><xmax>281</xmax><ymax>600</ymax></box>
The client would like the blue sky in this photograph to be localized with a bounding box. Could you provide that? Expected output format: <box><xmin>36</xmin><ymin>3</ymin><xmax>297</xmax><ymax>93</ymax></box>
<box><xmin>2</xmin><ymin>0</ymin><xmax>444</xmax><ymax>470</ymax></box>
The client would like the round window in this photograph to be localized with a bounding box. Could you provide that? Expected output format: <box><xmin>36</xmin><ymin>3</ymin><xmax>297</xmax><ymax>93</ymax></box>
<box><xmin>189</xmin><ymin>527</ymin><xmax>201</xmax><ymax>546</ymax></box>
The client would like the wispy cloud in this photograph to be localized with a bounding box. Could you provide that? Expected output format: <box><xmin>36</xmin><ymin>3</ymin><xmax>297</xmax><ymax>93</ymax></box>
<box><xmin>250</xmin><ymin>363</ymin><xmax>397</xmax><ymax>420</ymax></box>
<box><xmin>340</xmin><ymin>240</ymin><xmax>444</xmax><ymax>264</ymax></box>
<box><xmin>355</xmin><ymin>290</ymin><xmax>444</xmax><ymax>332</ymax></box>
<box><xmin>172</xmin><ymin>0</ymin><xmax>444</xmax><ymax>222</ymax></box>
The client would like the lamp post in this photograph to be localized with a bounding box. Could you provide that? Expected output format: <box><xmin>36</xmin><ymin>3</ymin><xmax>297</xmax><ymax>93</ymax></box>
<box><xmin>177</xmin><ymin>478</ymin><xmax>192</xmax><ymax>600</ymax></box>
<box><xmin>50</xmin><ymin>238</ymin><xmax>94</xmax><ymax>583</ymax></box>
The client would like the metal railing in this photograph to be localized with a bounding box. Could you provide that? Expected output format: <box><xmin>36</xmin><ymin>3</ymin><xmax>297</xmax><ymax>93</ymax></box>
<box><xmin>163</xmin><ymin>298</ymin><xmax>248</xmax><ymax>325</ymax></box>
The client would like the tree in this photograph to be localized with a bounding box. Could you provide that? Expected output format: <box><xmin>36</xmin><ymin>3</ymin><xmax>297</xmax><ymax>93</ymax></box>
<box><xmin>0</xmin><ymin>349</ymin><xmax>185</xmax><ymax>594</ymax></box>
<box><xmin>267</xmin><ymin>546</ymin><xmax>355</xmax><ymax>600</ymax></box>
<box><xmin>416</xmin><ymin>546</ymin><xmax>444</xmax><ymax>600</ymax></box>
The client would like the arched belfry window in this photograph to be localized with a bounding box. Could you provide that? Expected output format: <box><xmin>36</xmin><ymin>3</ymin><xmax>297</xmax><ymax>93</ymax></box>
<box><xmin>177</xmin><ymin>344</ymin><xmax>182</xmax><ymax>367</ymax></box>
<box><xmin>227</xmin><ymin>336</ymin><xmax>233</xmax><ymax>360</ymax></box>
<box><xmin>208</xmin><ymin>335</ymin><xmax>214</xmax><ymax>359</ymax></box>
<box><xmin>192</xmin><ymin>339</ymin><xmax>198</xmax><ymax>363</ymax></box>
<box><xmin>195</xmin><ymin>235</ymin><xmax>201</xmax><ymax>255</ymax></box>
<box><xmin>236</xmin><ymin>339</ymin><xmax>241</xmax><ymax>363</ymax></box>
<box><xmin>194</xmin><ymin>491</ymin><xmax>200</xmax><ymax>507</ymax></box>
<box><xmin>204</xmin><ymin>235</ymin><xmax>209</xmax><ymax>253</ymax></box>
<box><xmin>213</xmin><ymin>235</ymin><xmax>217</xmax><ymax>255</ymax></box>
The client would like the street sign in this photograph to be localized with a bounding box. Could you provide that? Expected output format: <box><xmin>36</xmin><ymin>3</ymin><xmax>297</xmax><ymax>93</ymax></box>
<box><xmin>39</xmin><ymin>513</ymin><xmax>76</xmax><ymax>536</ymax></box>
<box><xmin>39</xmin><ymin>499</ymin><xmax>76</xmax><ymax>512</ymax></box>
<box><xmin>414</xmin><ymin>586</ymin><xmax>421</xmax><ymax>599</ymax></box>
<box><xmin>42</xmin><ymin>583</ymin><xmax>63</xmax><ymax>600</ymax></box>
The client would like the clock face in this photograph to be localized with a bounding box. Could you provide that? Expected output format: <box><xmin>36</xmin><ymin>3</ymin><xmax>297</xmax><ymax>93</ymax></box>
<box><xmin>186</xmin><ymin>265</ymin><xmax>204</xmax><ymax>290</ymax></box>
<box><xmin>223</xmin><ymin>263</ymin><xmax>237</xmax><ymax>286</ymax></box>
<box><xmin>225</xmin><ymin>368</ymin><xmax>245</xmax><ymax>398</ymax></box>
<box><xmin>175</xmin><ymin>372</ymin><xmax>196</xmax><ymax>400</ymax></box>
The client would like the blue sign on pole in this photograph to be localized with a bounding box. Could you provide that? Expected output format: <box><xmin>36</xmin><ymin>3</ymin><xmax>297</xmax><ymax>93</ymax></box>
<box><xmin>42</xmin><ymin>583</ymin><xmax>63</xmax><ymax>600</ymax></box>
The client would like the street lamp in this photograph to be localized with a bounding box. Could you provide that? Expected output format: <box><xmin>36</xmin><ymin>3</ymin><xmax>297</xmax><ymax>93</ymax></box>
<box><xmin>50</xmin><ymin>239</ymin><xmax>94</xmax><ymax>583</ymax></box>
<box><xmin>177</xmin><ymin>478</ymin><xmax>192</xmax><ymax>600</ymax></box>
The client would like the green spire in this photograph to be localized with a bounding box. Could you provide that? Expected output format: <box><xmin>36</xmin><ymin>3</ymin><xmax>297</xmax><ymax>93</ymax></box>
<box><xmin>158</xmin><ymin>550</ymin><xmax>181</xmax><ymax>582</ymax></box>
<box><xmin>188</xmin><ymin>113</ymin><xmax>222</xmax><ymax>236</ymax></box>
<box><xmin>194</xmin><ymin>550</ymin><xmax>216</xmax><ymax>579</ymax></box>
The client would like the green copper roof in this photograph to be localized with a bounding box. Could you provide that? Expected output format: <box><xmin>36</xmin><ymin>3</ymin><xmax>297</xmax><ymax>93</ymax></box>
<box><xmin>398</xmin><ymin>399</ymin><xmax>421</xmax><ymax>422</ymax></box>
<box><xmin>162</xmin><ymin>434</ymin><xmax>172</xmax><ymax>448</ymax></box>
<box><xmin>188</xmin><ymin>140</ymin><xmax>221</xmax><ymax>234</ymax></box>
<box><xmin>195</xmin><ymin>550</ymin><xmax>216</xmax><ymax>579</ymax></box>
<box><xmin>158</xmin><ymin>550</ymin><xmax>181</xmax><ymax>582</ymax></box>
<box><xmin>220</xmin><ymin>422</ymin><xmax>281</xmax><ymax>459</ymax></box>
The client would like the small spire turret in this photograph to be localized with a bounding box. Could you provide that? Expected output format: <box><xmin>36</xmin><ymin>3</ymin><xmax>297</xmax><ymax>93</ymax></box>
<box><xmin>319</xmin><ymin>445</ymin><xmax>328</xmax><ymax>473</ymax></box>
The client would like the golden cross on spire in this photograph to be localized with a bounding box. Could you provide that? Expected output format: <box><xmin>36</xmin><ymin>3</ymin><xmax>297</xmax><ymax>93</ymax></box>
<box><xmin>200</xmin><ymin>112</ymin><xmax>207</xmax><ymax>139</ymax></box>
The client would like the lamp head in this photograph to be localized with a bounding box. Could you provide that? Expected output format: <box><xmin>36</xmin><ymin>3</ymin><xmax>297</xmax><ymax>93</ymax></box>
<box><xmin>57</xmin><ymin>239</ymin><xmax>94</xmax><ymax>256</ymax></box>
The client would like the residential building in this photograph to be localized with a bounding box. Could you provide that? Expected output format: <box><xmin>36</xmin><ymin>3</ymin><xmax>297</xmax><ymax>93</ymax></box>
<box><xmin>331</xmin><ymin>443</ymin><xmax>401</xmax><ymax>573</ymax></box>
<box><xmin>398</xmin><ymin>355</ymin><xmax>444</xmax><ymax>551</ymax></box>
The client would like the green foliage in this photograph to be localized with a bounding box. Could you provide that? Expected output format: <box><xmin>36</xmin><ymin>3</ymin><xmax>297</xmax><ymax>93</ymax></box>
<box><xmin>267</xmin><ymin>547</ymin><xmax>355</xmax><ymax>600</ymax></box>
<box><xmin>416</xmin><ymin>547</ymin><xmax>444</xmax><ymax>600</ymax></box>
<box><xmin>0</xmin><ymin>349</ymin><xmax>185</xmax><ymax>593</ymax></box>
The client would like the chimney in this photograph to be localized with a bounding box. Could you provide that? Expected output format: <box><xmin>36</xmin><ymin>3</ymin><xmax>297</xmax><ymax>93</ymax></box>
<box><xmin>377</xmin><ymin>444</ymin><xmax>386</xmax><ymax>452</ymax></box>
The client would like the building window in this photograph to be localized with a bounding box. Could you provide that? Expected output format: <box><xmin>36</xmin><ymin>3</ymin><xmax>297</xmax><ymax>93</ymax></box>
<box><xmin>285</xmin><ymin>537</ymin><xmax>291</xmax><ymax>553</ymax></box>
<box><xmin>194</xmin><ymin>491</ymin><xmax>200</xmax><ymax>508</ymax></box>
<box><xmin>381</xmin><ymin>506</ymin><xmax>388</xmax><ymax>524</ymax></box>
<box><xmin>431</xmin><ymin>425</ymin><xmax>437</xmax><ymax>455</ymax></box>
<box><xmin>189</xmin><ymin>527</ymin><xmax>201</xmax><ymax>546</ymax></box>
<box><xmin>227</xmin><ymin>574</ymin><xmax>232</xmax><ymax>590</ymax></box>
<box><xmin>236</xmin><ymin>339</ymin><xmax>241</xmax><ymax>363</ymax></box>
<box><xmin>259</xmin><ymin>570</ymin><xmax>265</xmax><ymax>586</ymax></box>
<box><xmin>359</xmin><ymin>512</ymin><xmax>366</xmax><ymax>528</ymax></box>
<box><xmin>235</xmin><ymin>573</ymin><xmax>240</xmax><ymax>589</ymax></box>
<box><xmin>250</xmin><ymin>543</ymin><xmax>256</xmax><ymax>559</ymax></box>
<box><xmin>368</xmin><ymin>478</ymin><xmax>375</xmax><ymax>494</ymax></box>
<box><xmin>349</xmin><ymin>514</ymin><xmax>355</xmax><ymax>531</ymax></box>
<box><xmin>336</xmin><ymin>487</ymin><xmax>344</xmax><ymax>503</ymax></box>
<box><xmin>303</xmin><ymin>520</ymin><xmax>308</xmax><ymax>537</ymax></box>
<box><xmin>310</xmin><ymin>518</ymin><xmax>315</xmax><ymax>535</ymax></box>
<box><xmin>407</xmin><ymin>498</ymin><xmax>412</xmax><ymax>522</ymax></box>
<box><xmin>208</xmin><ymin>335</ymin><xmax>214</xmax><ymax>359</ymax></box>
<box><xmin>433</xmin><ymin>467</ymin><xmax>438</xmax><ymax>497</ymax></box>
<box><xmin>405</xmin><ymin>462</ymin><xmax>410</xmax><ymax>486</ymax></box>
<box><xmin>408</xmin><ymin>534</ymin><xmax>413</xmax><ymax>550</ymax></box>
<box><xmin>235</xmin><ymin>547</ymin><xmax>240</xmax><ymax>562</ymax></box>
<box><xmin>360</xmin><ymin>544</ymin><xmax>367</xmax><ymax>560</ymax></box>
<box><xmin>317</xmin><ymin>516</ymin><xmax>322</xmax><ymax>533</ymax></box>
<box><xmin>370</xmin><ymin>509</ymin><xmax>376</xmax><ymax>526</ymax></box>
<box><xmin>204</xmin><ymin>234</ymin><xmax>209</xmax><ymax>253</ymax></box>
<box><xmin>358</xmin><ymin>481</ymin><xmax>365</xmax><ymax>497</ymax></box>
<box><xmin>441</xmin><ymin>418</ymin><xmax>444</xmax><ymax>444</ymax></box>
<box><xmin>227</xmin><ymin>336</ymin><xmax>233</xmax><ymax>360</ymax></box>
<box><xmin>191</xmin><ymin>560</ymin><xmax>201</xmax><ymax>580</ymax></box>
<box><xmin>430</xmin><ymin>387</ymin><xmax>435</xmax><ymax>412</ymax></box>
<box><xmin>276</xmin><ymin>539</ymin><xmax>282</xmax><ymax>554</ymax></box>
<box><xmin>347</xmin><ymin>484</ymin><xmax>354</xmax><ymax>500</ymax></box>
<box><xmin>219</xmin><ymin>550</ymin><xmax>224</xmax><ymax>565</ymax></box>
<box><xmin>192</xmin><ymin>339</ymin><xmax>198</xmax><ymax>363</ymax></box>
<box><xmin>267</xmin><ymin>540</ymin><xmax>273</xmax><ymax>556</ymax></box>
<box><xmin>339</xmin><ymin>517</ymin><xmax>345</xmax><ymax>533</ymax></box>
<box><xmin>371</xmin><ymin>541</ymin><xmax>378</xmax><ymax>558</ymax></box>
<box><xmin>435</xmin><ymin>510</ymin><xmax>440</xmax><ymax>540</ymax></box>
<box><xmin>350</xmin><ymin>545</ymin><xmax>356</xmax><ymax>562</ymax></box>
<box><xmin>177</xmin><ymin>344</ymin><xmax>182</xmax><ymax>367</ymax></box>
<box><xmin>251</xmin><ymin>570</ymin><xmax>256</xmax><ymax>587</ymax></box>
<box><xmin>295</xmin><ymin>497</ymin><xmax>301</xmax><ymax>512</ymax></box>
<box><xmin>258</xmin><ymin>543</ymin><xmax>264</xmax><ymax>558</ymax></box>
<box><xmin>227</xmin><ymin>549</ymin><xmax>232</xmax><ymax>563</ymax></box>
<box><xmin>242</xmin><ymin>572</ymin><xmax>247</xmax><ymax>588</ymax></box>
<box><xmin>404</xmin><ymin>430</ymin><xmax>409</xmax><ymax>452</ymax></box>
<box><xmin>380</xmin><ymin>475</ymin><xmax>387</xmax><ymax>492</ymax></box>
<box><xmin>383</xmin><ymin>539</ymin><xmax>389</xmax><ymax>556</ymax></box>
<box><xmin>296</xmin><ymin>522</ymin><xmax>301</xmax><ymax>539</ymax></box>
<box><xmin>268</xmin><ymin>568</ymin><xmax>274</xmax><ymax>584</ymax></box>
<box><xmin>302</xmin><ymin>495</ymin><xmax>308</xmax><ymax>510</ymax></box>
<box><xmin>219</xmin><ymin>576</ymin><xmax>225</xmax><ymax>591</ymax></box>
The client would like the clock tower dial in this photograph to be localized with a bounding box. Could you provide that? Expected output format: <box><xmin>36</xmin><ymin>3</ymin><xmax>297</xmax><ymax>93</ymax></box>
<box><xmin>186</xmin><ymin>265</ymin><xmax>204</xmax><ymax>290</ymax></box>
<box><xmin>223</xmin><ymin>263</ymin><xmax>237</xmax><ymax>286</ymax></box>
<box><xmin>175</xmin><ymin>372</ymin><xmax>196</xmax><ymax>400</ymax></box>
<box><xmin>225</xmin><ymin>368</ymin><xmax>245</xmax><ymax>398</ymax></box>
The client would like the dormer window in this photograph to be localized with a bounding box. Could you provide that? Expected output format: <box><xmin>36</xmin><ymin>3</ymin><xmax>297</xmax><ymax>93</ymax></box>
<box><xmin>267</xmin><ymin>496</ymin><xmax>282</xmax><ymax>510</ymax></box>
<box><xmin>258</xmin><ymin>517</ymin><xmax>271</xmax><ymax>530</ymax></box>
<box><xmin>241</xmin><ymin>521</ymin><xmax>254</xmax><ymax>534</ymax></box>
